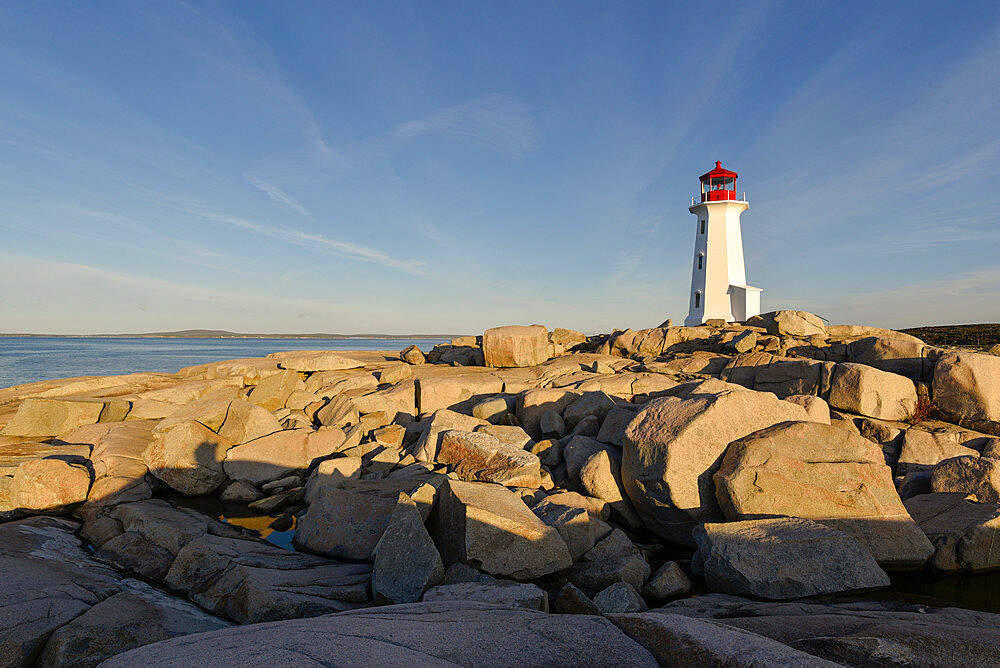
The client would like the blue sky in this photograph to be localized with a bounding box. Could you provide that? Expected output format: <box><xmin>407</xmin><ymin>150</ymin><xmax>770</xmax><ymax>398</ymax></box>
<box><xmin>2</xmin><ymin>1</ymin><xmax>999</xmax><ymax>334</ymax></box>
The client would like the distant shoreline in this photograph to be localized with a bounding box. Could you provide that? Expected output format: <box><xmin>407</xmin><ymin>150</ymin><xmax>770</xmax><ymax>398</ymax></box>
<box><xmin>0</xmin><ymin>332</ymin><xmax>463</xmax><ymax>340</ymax></box>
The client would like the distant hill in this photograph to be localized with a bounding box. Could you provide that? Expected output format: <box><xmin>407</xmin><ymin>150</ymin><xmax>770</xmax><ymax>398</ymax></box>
<box><xmin>901</xmin><ymin>323</ymin><xmax>1000</xmax><ymax>348</ymax></box>
<box><xmin>0</xmin><ymin>329</ymin><xmax>465</xmax><ymax>340</ymax></box>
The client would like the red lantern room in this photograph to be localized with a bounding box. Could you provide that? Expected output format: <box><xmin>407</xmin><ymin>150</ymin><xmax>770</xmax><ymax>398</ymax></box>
<box><xmin>699</xmin><ymin>161</ymin><xmax>738</xmax><ymax>202</ymax></box>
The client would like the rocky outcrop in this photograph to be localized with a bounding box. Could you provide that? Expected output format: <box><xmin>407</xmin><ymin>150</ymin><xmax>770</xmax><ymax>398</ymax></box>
<box><xmin>828</xmin><ymin>362</ymin><xmax>918</xmax><ymax>421</ymax></box>
<box><xmin>431</xmin><ymin>479</ymin><xmax>572</xmax><ymax>580</ymax></box>
<box><xmin>904</xmin><ymin>492</ymin><xmax>1000</xmax><ymax>572</ymax></box>
<box><xmin>223</xmin><ymin>427</ymin><xmax>353</xmax><ymax>485</ymax></box>
<box><xmin>2</xmin><ymin>396</ymin><xmax>130</xmax><ymax>437</ymax></box>
<box><xmin>143</xmin><ymin>421</ymin><xmax>232</xmax><ymax>496</ymax></box>
<box><xmin>934</xmin><ymin>351</ymin><xmax>1000</xmax><ymax>435</ymax></box>
<box><xmin>482</xmin><ymin>325</ymin><xmax>550</xmax><ymax>368</ymax></box>
<box><xmin>436</xmin><ymin>429</ymin><xmax>543</xmax><ymax>487</ymax></box>
<box><xmin>622</xmin><ymin>380</ymin><xmax>813</xmax><ymax>543</ymax></box>
<box><xmin>714</xmin><ymin>420</ymin><xmax>933</xmax><ymax>568</ymax></box>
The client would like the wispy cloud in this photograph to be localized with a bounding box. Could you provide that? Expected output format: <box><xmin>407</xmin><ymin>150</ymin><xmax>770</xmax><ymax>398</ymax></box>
<box><xmin>393</xmin><ymin>94</ymin><xmax>537</xmax><ymax>156</ymax></box>
<box><xmin>245</xmin><ymin>175</ymin><xmax>312</xmax><ymax>218</ymax></box>
<box><xmin>183</xmin><ymin>207</ymin><xmax>429</xmax><ymax>276</ymax></box>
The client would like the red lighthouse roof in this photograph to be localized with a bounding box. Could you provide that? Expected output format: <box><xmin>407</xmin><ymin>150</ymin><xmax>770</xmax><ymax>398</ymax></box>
<box><xmin>699</xmin><ymin>160</ymin><xmax>738</xmax><ymax>181</ymax></box>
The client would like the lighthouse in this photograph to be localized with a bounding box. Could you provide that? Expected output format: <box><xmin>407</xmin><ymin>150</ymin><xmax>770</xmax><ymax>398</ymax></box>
<box><xmin>684</xmin><ymin>161</ymin><xmax>762</xmax><ymax>326</ymax></box>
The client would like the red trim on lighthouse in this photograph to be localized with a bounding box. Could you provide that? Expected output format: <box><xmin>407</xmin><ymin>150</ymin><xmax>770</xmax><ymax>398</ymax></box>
<box><xmin>699</xmin><ymin>160</ymin><xmax>738</xmax><ymax>202</ymax></box>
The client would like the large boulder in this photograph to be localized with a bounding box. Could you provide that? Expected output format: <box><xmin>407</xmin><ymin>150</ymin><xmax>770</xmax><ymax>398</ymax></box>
<box><xmin>423</xmin><ymin>581</ymin><xmax>548</xmax><ymax>612</ymax></box>
<box><xmin>692</xmin><ymin>518</ymin><xmax>890</xmax><ymax>600</ymax></box>
<box><xmin>143</xmin><ymin>421</ymin><xmax>232</xmax><ymax>496</ymax></box>
<box><xmin>247</xmin><ymin>369</ymin><xmax>305</xmax><ymax>411</ymax></box>
<box><xmin>436</xmin><ymin>429</ymin><xmax>543</xmax><ymax>488</ymax></box>
<box><xmin>516</xmin><ymin>388</ymin><xmax>582</xmax><ymax>441</ymax></box>
<box><xmin>416</xmin><ymin>374</ymin><xmax>504</xmax><ymax>415</ymax></box>
<box><xmin>431</xmin><ymin>479</ymin><xmax>572</xmax><ymax>580</ymax></box>
<box><xmin>828</xmin><ymin>362</ymin><xmax>917</xmax><ymax>421</ymax></box>
<box><xmin>904</xmin><ymin>492</ymin><xmax>1000</xmax><ymax>572</ymax></box>
<box><xmin>223</xmin><ymin>427</ymin><xmax>353</xmax><ymax>485</ymax></box>
<box><xmin>933</xmin><ymin>351</ymin><xmax>1000</xmax><ymax>435</ymax></box>
<box><xmin>483</xmin><ymin>325</ymin><xmax>550</xmax><ymax>368</ymax></box>
<box><xmin>217</xmin><ymin>399</ymin><xmax>282</xmax><ymax>444</ymax></box>
<box><xmin>1</xmin><ymin>397</ymin><xmax>130</xmax><ymax>437</ymax></box>
<box><xmin>846</xmin><ymin>336</ymin><xmax>931</xmax><ymax>380</ymax></box>
<box><xmin>100</xmin><ymin>601</ymin><xmax>660</xmax><ymax>667</ymax></box>
<box><xmin>409</xmin><ymin>409</ymin><xmax>487</xmax><ymax>462</ymax></box>
<box><xmin>372</xmin><ymin>494</ymin><xmax>444</xmax><ymax>605</ymax></box>
<box><xmin>294</xmin><ymin>479</ymin><xmax>438</xmax><ymax>560</ymax></box>
<box><xmin>266</xmin><ymin>350</ymin><xmax>364</xmax><ymax>372</ymax></box>
<box><xmin>531</xmin><ymin>494</ymin><xmax>612</xmax><ymax>561</ymax></box>
<box><xmin>9</xmin><ymin>458</ymin><xmax>91</xmax><ymax>513</ymax></box>
<box><xmin>931</xmin><ymin>455</ymin><xmax>1000</xmax><ymax>502</ymax></box>
<box><xmin>747</xmin><ymin>310</ymin><xmax>825</xmax><ymax>337</ymax></box>
<box><xmin>714</xmin><ymin>420</ymin><xmax>933</xmax><ymax>568</ymax></box>
<box><xmin>622</xmin><ymin>381</ymin><xmax>813</xmax><ymax>543</ymax></box>
<box><xmin>897</xmin><ymin>424</ymin><xmax>980</xmax><ymax>475</ymax></box>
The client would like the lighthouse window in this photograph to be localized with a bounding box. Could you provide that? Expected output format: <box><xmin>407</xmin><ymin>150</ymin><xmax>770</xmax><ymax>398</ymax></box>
<box><xmin>700</xmin><ymin>220</ymin><xmax>706</xmax><ymax>234</ymax></box>
<box><xmin>697</xmin><ymin>254</ymin><xmax>704</xmax><ymax>270</ymax></box>
<box><xmin>694</xmin><ymin>291</ymin><xmax>701</xmax><ymax>308</ymax></box>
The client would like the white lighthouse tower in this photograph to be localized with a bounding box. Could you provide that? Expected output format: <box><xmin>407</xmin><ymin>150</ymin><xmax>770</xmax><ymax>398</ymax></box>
<box><xmin>684</xmin><ymin>161</ymin><xmax>762</xmax><ymax>326</ymax></box>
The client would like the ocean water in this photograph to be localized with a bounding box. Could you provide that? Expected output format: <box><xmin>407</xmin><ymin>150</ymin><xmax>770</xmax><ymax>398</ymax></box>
<box><xmin>0</xmin><ymin>337</ymin><xmax>449</xmax><ymax>389</ymax></box>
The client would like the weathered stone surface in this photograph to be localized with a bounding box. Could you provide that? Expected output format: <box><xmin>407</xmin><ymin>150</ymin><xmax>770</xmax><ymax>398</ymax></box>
<box><xmin>475</xmin><ymin>423</ymin><xmax>532</xmax><ymax>449</ymax></box>
<box><xmin>247</xmin><ymin>486</ymin><xmax>303</xmax><ymax>513</ymax></box>
<box><xmin>847</xmin><ymin>336</ymin><xmax>930</xmax><ymax>379</ymax></box>
<box><xmin>471</xmin><ymin>395</ymin><xmax>513</xmax><ymax>424</ymax></box>
<box><xmin>578</xmin><ymin>448</ymin><xmax>641</xmax><ymax>526</ymax></box>
<box><xmin>101</xmin><ymin>601</ymin><xmax>660</xmax><ymax>667</ymax></box>
<box><xmin>610</xmin><ymin>611</ymin><xmax>842</xmax><ymax>668</ymax></box>
<box><xmin>437</xmin><ymin>429</ymin><xmax>543</xmax><ymax>487</ymax></box>
<box><xmin>516</xmin><ymin>388</ymin><xmax>582</xmax><ymax>440</ymax></box>
<box><xmin>747</xmin><ymin>310</ymin><xmax>825</xmax><ymax>337</ymax></box>
<box><xmin>568</xmin><ymin>554</ymin><xmax>651</xmax><ymax>597</ymax></box>
<box><xmin>39</xmin><ymin>580</ymin><xmax>231</xmax><ymax>668</ymax></box>
<box><xmin>563</xmin><ymin>391</ymin><xmax>617</xmax><ymax>431</ymax></box>
<box><xmin>531</xmin><ymin>494</ymin><xmax>612</xmax><ymax>560</ymax></box>
<box><xmin>247</xmin><ymin>369</ymin><xmax>305</xmax><ymax>411</ymax></box>
<box><xmin>166</xmin><ymin>534</ymin><xmax>371</xmax><ymax>623</ymax></box>
<box><xmin>933</xmin><ymin>351</ymin><xmax>1000</xmax><ymax>435</ymax></box>
<box><xmin>409</xmin><ymin>409</ymin><xmax>487</xmax><ymax>462</ymax></box>
<box><xmin>220</xmin><ymin>479</ymin><xmax>263</xmax><ymax>502</ymax></box>
<box><xmin>423</xmin><ymin>581</ymin><xmax>548</xmax><ymax>611</ymax></box>
<box><xmin>660</xmin><ymin>593</ymin><xmax>1000</xmax><ymax>668</ymax></box>
<box><xmin>828</xmin><ymin>362</ymin><xmax>917</xmax><ymax>421</ymax></box>
<box><xmin>352</xmin><ymin>380</ymin><xmax>417</xmax><ymax>422</ymax></box>
<box><xmin>372</xmin><ymin>493</ymin><xmax>444</xmax><ymax>605</ymax></box>
<box><xmin>153</xmin><ymin>397</ymin><xmax>232</xmax><ymax>434</ymax></box>
<box><xmin>622</xmin><ymin>381</ymin><xmax>813</xmax><ymax>543</ymax></box>
<box><xmin>714</xmin><ymin>420</ymin><xmax>933</xmax><ymax>568</ymax></box>
<box><xmin>904</xmin><ymin>492</ymin><xmax>1000</xmax><ymax>572</ymax></box>
<box><xmin>416</xmin><ymin>374</ymin><xmax>503</xmax><ymax>415</ymax></box>
<box><xmin>143</xmin><ymin>421</ymin><xmax>232</xmax><ymax>496</ymax></box>
<box><xmin>553</xmin><ymin>583</ymin><xmax>602</xmax><ymax>615</ymax></box>
<box><xmin>897</xmin><ymin>424</ymin><xmax>980</xmax><ymax>474</ymax></box>
<box><xmin>303</xmin><ymin>456</ymin><xmax>362</xmax><ymax>503</ymax></box>
<box><xmin>931</xmin><ymin>455</ymin><xmax>1000</xmax><ymax>502</ymax></box>
<box><xmin>693</xmin><ymin>518</ymin><xmax>890</xmax><ymax>600</ymax></box>
<box><xmin>224</xmin><ymin>427</ymin><xmax>351</xmax><ymax>485</ymax></box>
<box><xmin>431</xmin><ymin>479</ymin><xmax>572</xmax><ymax>580</ymax></box>
<box><xmin>539</xmin><ymin>409</ymin><xmax>566</xmax><ymax>439</ymax></box>
<box><xmin>295</xmin><ymin>479</ymin><xmax>437</xmax><ymax>560</ymax></box>
<box><xmin>314</xmin><ymin>394</ymin><xmax>360</xmax><ymax>428</ymax></box>
<box><xmin>483</xmin><ymin>325</ymin><xmax>550</xmax><ymax>368</ymax></box>
<box><xmin>94</xmin><ymin>531</ymin><xmax>175</xmax><ymax>581</ymax></box>
<box><xmin>1</xmin><ymin>397</ymin><xmax>130</xmax><ymax>437</ymax></box>
<box><xmin>0</xmin><ymin>517</ymin><xmax>123</xmax><ymax>667</ymax></box>
<box><xmin>782</xmin><ymin>394</ymin><xmax>831</xmax><ymax>423</ymax></box>
<box><xmin>267</xmin><ymin>350</ymin><xmax>363</xmax><ymax>373</ymax></box>
<box><xmin>726</xmin><ymin>329</ymin><xmax>757</xmax><ymax>353</ymax></box>
<box><xmin>217</xmin><ymin>399</ymin><xmax>282</xmax><ymax>445</ymax></box>
<box><xmin>9</xmin><ymin>458</ymin><xmax>91</xmax><ymax>513</ymax></box>
<box><xmin>596</xmin><ymin>407</ymin><xmax>636</xmax><ymax>447</ymax></box>
<box><xmin>400</xmin><ymin>344</ymin><xmax>426</xmax><ymax>365</ymax></box>
<box><xmin>108</xmin><ymin>498</ymin><xmax>244</xmax><ymax>556</ymax></box>
<box><xmin>642</xmin><ymin>561</ymin><xmax>692</xmax><ymax>601</ymax></box>
<box><xmin>593</xmin><ymin>582</ymin><xmax>647</xmax><ymax>613</ymax></box>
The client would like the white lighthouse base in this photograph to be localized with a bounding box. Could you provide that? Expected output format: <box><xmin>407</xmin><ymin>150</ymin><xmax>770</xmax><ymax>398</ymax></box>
<box><xmin>684</xmin><ymin>284</ymin><xmax>762</xmax><ymax>326</ymax></box>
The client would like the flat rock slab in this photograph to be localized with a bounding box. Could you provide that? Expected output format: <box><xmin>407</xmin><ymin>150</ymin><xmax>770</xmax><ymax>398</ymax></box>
<box><xmin>267</xmin><ymin>351</ymin><xmax>365</xmax><ymax>372</ymax></box>
<box><xmin>661</xmin><ymin>593</ymin><xmax>1000</xmax><ymax>668</ymax></box>
<box><xmin>0</xmin><ymin>517</ymin><xmax>124</xmax><ymax>667</ymax></box>
<box><xmin>693</xmin><ymin>517</ymin><xmax>890</xmax><ymax>600</ymax></box>
<box><xmin>99</xmin><ymin>601</ymin><xmax>659</xmax><ymax>667</ymax></box>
